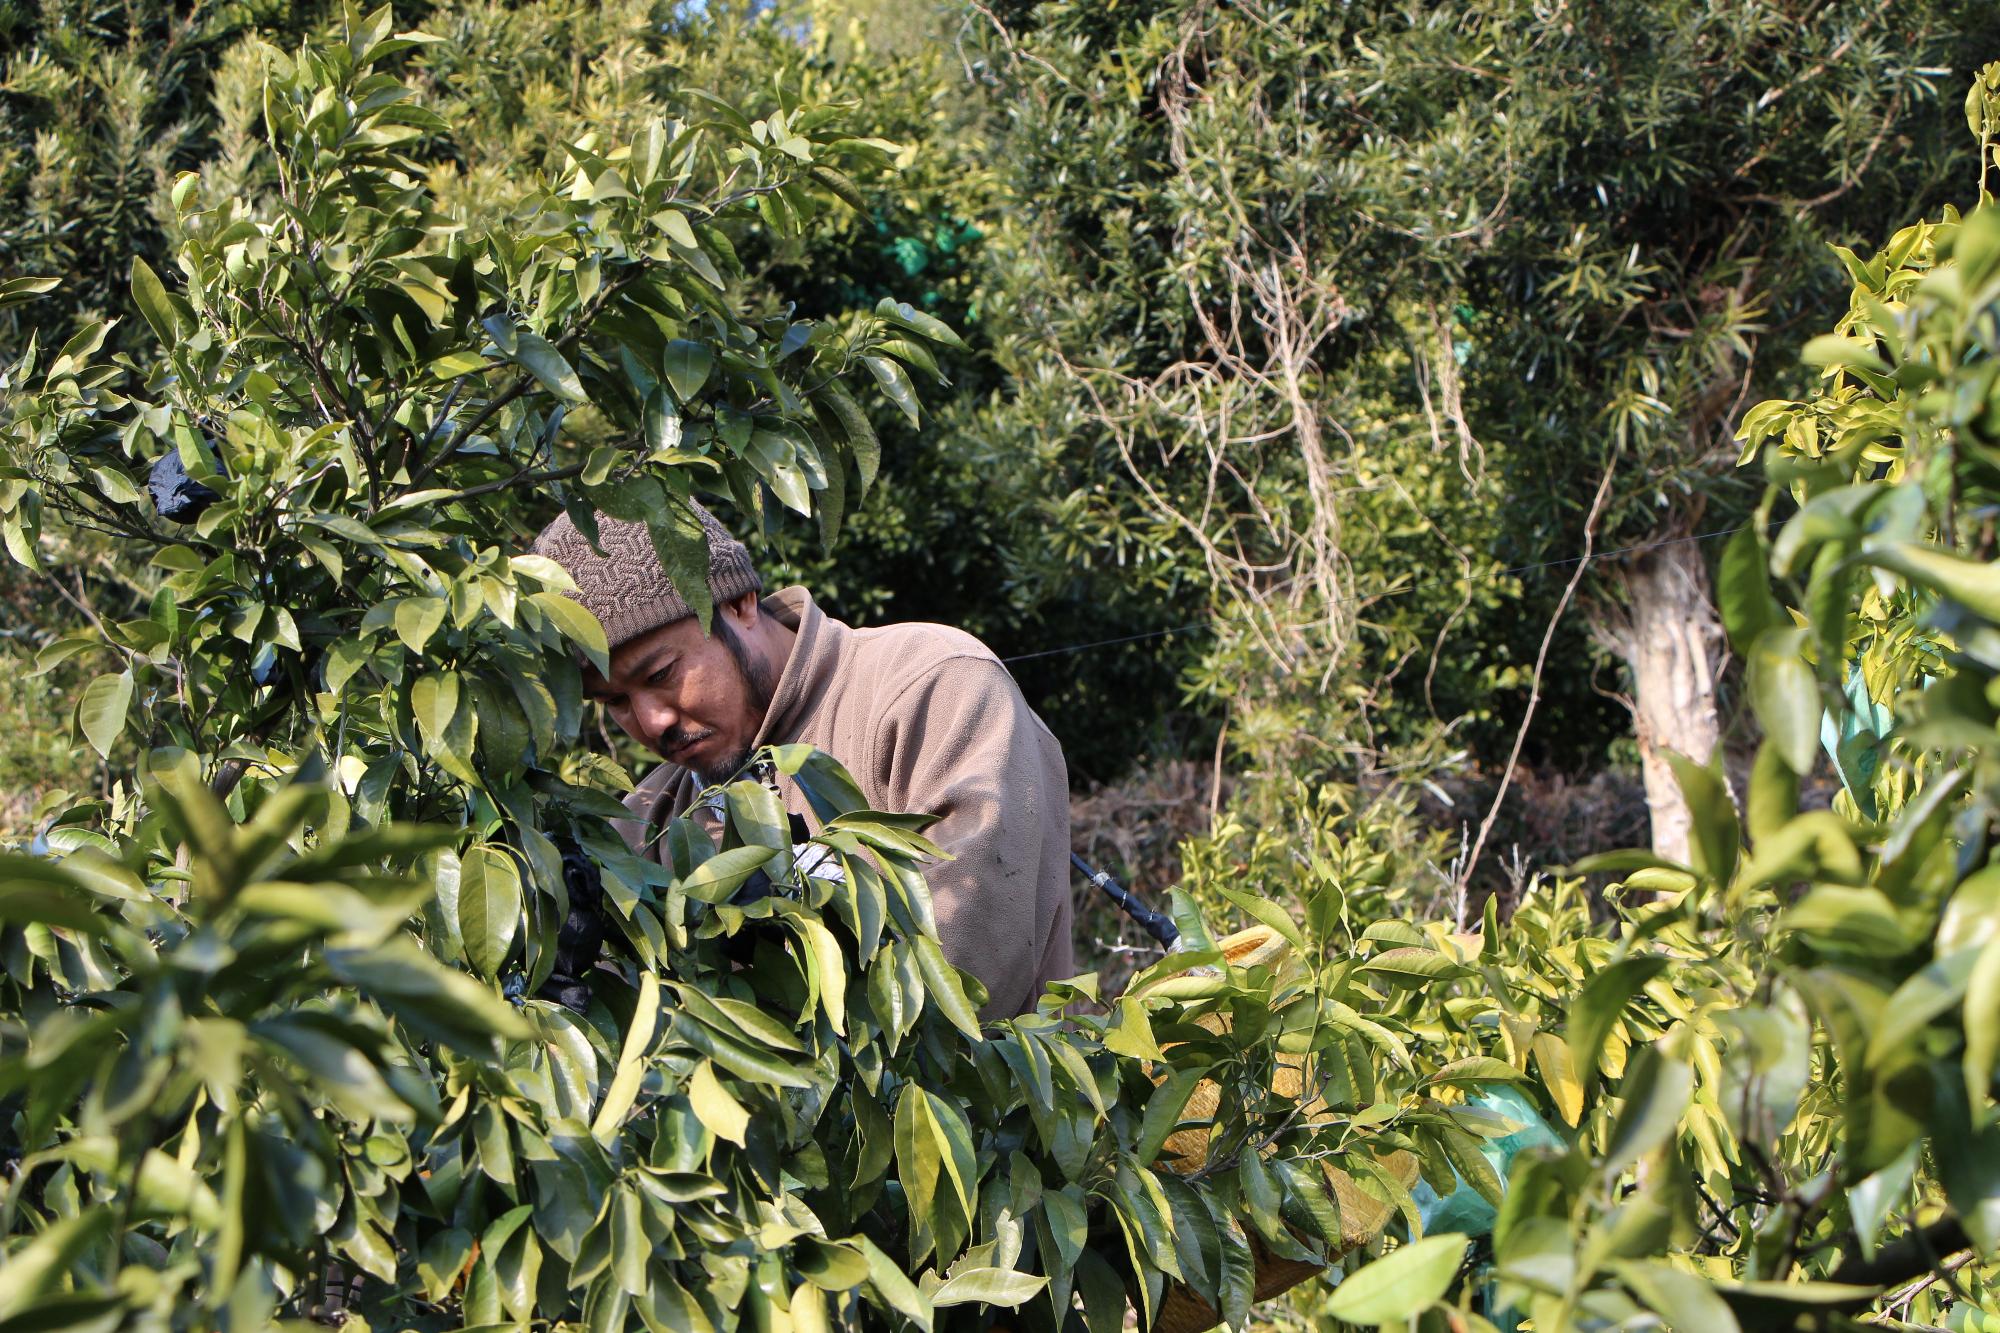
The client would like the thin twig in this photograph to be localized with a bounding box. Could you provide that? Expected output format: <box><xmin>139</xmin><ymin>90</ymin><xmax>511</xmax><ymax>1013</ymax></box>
<box><xmin>431</xmin><ymin>460</ymin><xmax>586</xmax><ymax>505</ymax></box>
<box><xmin>1458</xmin><ymin>460</ymin><xmax>1617</xmax><ymax>889</ymax></box>
<box><xmin>1857</xmin><ymin>1250</ymin><xmax>1975</xmax><ymax>1326</ymax></box>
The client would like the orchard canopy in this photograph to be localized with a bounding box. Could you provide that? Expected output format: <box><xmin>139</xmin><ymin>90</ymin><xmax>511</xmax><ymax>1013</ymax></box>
<box><xmin>9</xmin><ymin>3</ymin><xmax>2000</xmax><ymax>1332</ymax></box>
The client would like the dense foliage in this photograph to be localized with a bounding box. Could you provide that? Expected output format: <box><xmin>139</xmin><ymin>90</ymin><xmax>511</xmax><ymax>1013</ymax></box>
<box><xmin>961</xmin><ymin>0</ymin><xmax>1998</xmax><ymax>791</ymax></box>
<box><xmin>12</xmin><ymin>3</ymin><xmax>2000</xmax><ymax>1332</ymax></box>
<box><xmin>0</xmin><ymin>13</ymin><xmax>1480</xmax><ymax>1332</ymax></box>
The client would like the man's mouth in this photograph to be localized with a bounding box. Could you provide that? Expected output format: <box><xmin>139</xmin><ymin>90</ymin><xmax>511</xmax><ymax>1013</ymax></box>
<box><xmin>663</xmin><ymin>730</ymin><xmax>713</xmax><ymax>763</ymax></box>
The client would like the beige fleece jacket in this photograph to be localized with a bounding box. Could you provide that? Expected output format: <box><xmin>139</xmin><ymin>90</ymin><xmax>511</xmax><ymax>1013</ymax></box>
<box><xmin>614</xmin><ymin>587</ymin><xmax>1076</xmax><ymax>1019</ymax></box>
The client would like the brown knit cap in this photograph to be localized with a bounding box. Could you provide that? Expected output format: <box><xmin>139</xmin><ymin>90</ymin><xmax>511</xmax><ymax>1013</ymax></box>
<box><xmin>531</xmin><ymin>500</ymin><xmax>761</xmax><ymax>651</ymax></box>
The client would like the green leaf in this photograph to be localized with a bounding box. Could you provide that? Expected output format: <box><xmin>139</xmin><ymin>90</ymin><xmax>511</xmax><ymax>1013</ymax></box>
<box><xmin>662</xmin><ymin>340</ymin><xmax>714</xmax><ymax>402</ymax></box>
<box><xmin>687</xmin><ymin>1057</ymin><xmax>749</xmax><ymax>1146</ymax></box>
<box><xmin>1801</xmin><ymin>333</ymin><xmax>1889</xmax><ymax>374</ymax></box>
<box><xmin>130</xmin><ymin>257</ymin><xmax>181</xmax><ymax>348</ymax></box>
<box><xmin>594</xmin><ymin>972</ymin><xmax>660</xmax><ymax>1143</ymax></box>
<box><xmin>912</xmin><ymin>934</ymin><xmax>983</xmax><ymax>1040</ymax></box>
<box><xmin>1847</xmin><ymin>1143</ymin><xmax>1919</xmax><ymax>1262</ymax></box>
<box><xmin>894</xmin><ymin>1082</ymin><xmax>945</xmax><ymax>1227</ymax></box>
<box><xmin>874</xmin><ymin>298</ymin><xmax>965</xmax><ymax>349</ymax></box>
<box><xmin>930</xmin><ymin>1268</ymin><xmax>1048</xmax><ymax>1309</ymax></box>
<box><xmin>1747</xmin><ymin>630</ymin><xmax>1821</xmax><ymax>776</ymax></box>
<box><xmin>1210</xmin><ymin>884</ymin><xmax>1305</xmax><ymax>951</ymax></box>
<box><xmin>1865</xmin><ymin>541</ymin><xmax>2000</xmax><ymax>623</ymax></box>
<box><xmin>89</xmin><ymin>466</ymin><xmax>142</xmax><ymax>505</ymax></box>
<box><xmin>529</xmin><ymin>591</ymin><xmax>610</xmax><ymax>674</ymax></box>
<box><xmin>1323</xmin><ymin>1233</ymin><xmax>1466</xmax><ymax>1326</ymax></box>
<box><xmin>0</xmin><ymin>1208</ymin><xmax>116</xmax><ymax>1319</ymax></box>
<box><xmin>1966</xmin><ymin>933</ymin><xmax>2000</xmax><ymax>1116</ymax></box>
<box><xmin>793</xmin><ymin>1238</ymin><xmax>870</xmax><ymax>1292</ymax></box>
<box><xmin>677</xmin><ymin>1016</ymin><xmax>815</xmax><ymax>1088</ymax></box>
<box><xmin>1438</xmin><ymin>1125</ymin><xmax>1504</xmax><ymax>1208</ymax></box>
<box><xmin>1665</xmin><ymin>750</ymin><xmax>1739</xmax><ymax>884</ymax></box>
<box><xmin>457</xmin><ymin>844</ymin><xmax>522</xmax><ymax>979</ymax></box>
<box><xmin>254</xmin><ymin>1014</ymin><xmax>412</xmax><ymax>1123</ymax></box>
<box><xmin>862</xmin><ymin>354</ymin><xmax>920</xmax><ymax>426</ymax></box>
<box><xmin>680</xmin><ymin>844</ymin><xmax>779</xmax><ymax>903</ymax></box>
<box><xmin>856</xmin><ymin>1234</ymin><xmax>932</xmax><ymax>1331</ymax></box>
<box><xmin>0</xmin><ymin>880</ymin><xmax>105</xmax><ymax>934</ymax></box>
<box><xmin>1868</xmin><ymin>948</ymin><xmax>1980</xmax><ymax>1069</ymax></box>
<box><xmin>412</xmin><ymin>671</ymin><xmax>460</xmax><ymax>754</ymax></box>
<box><xmin>77</xmin><ymin>670</ymin><xmax>132</xmax><ymax>759</ymax></box>
<box><xmin>327</xmin><ymin>939</ymin><xmax>531</xmax><ymax>1047</ymax></box>
<box><xmin>1782</xmin><ymin>885</ymin><xmax>1908</xmax><ymax>953</ymax></box>
<box><xmin>653</xmin><ymin>208</ymin><xmax>699</xmax><ymax>248</ymax></box>
<box><xmin>1746</xmin><ymin>740</ymin><xmax>1800</xmax><ymax>844</ymax></box>
<box><xmin>1565</xmin><ymin>849</ymin><xmax>1691</xmax><ymax>877</ymax></box>
<box><xmin>491</xmin><ymin>320</ymin><xmax>586</xmax><ymax>403</ymax></box>
<box><xmin>645</xmin><ymin>499</ymin><xmax>714</xmax><ymax>632</ymax></box>
<box><xmin>1424</xmin><ymin>1057</ymin><xmax>1525</xmax><ymax>1087</ymax></box>
<box><xmin>0</xmin><ymin>274</ymin><xmax>60</xmax><ymax>310</ymax></box>
<box><xmin>1137</xmin><ymin>1068</ymin><xmax>1205</xmax><ymax>1166</ymax></box>
<box><xmin>817</xmin><ymin>383</ymin><xmax>880</xmax><ymax>495</ymax></box>
<box><xmin>1104</xmin><ymin>996</ymin><xmax>1165</xmax><ymax>1060</ymax></box>
<box><xmin>1569</xmin><ymin>954</ymin><xmax>1670</xmax><ymax>1084</ymax></box>
<box><xmin>1616</xmin><ymin>1260</ymin><xmax>1742</xmax><ymax>1333</ymax></box>
<box><xmin>798</xmin><ymin>914</ymin><xmax>849</xmax><ymax>1036</ymax></box>
<box><xmin>1717</xmin><ymin>526</ymin><xmax>1785</xmax><ymax>655</ymax></box>
<box><xmin>1359</xmin><ymin>946</ymin><xmax>1470</xmax><ymax>987</ymax></box>
<box><xmin>610</xmin><ymin>1184</ymin><xmax>646</xmax><ymax>1293</ymax></box>
<box><xmin>395</xmin><ymin>596</ymin><xmax>448</xmax><ymax>656</ymax></box>
<box><xmin>644</xmin><ymin>386</ymin><xmax>682</xmax><ymax>455</ymax></box>
<box><xmin>1603</xmin><ymin>1044</ymin><xmax>1693</xmax><ymax>1173</ymax></box>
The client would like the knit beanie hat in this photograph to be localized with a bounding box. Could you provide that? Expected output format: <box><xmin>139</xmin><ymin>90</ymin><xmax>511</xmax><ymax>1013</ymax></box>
<box><xmin>531</xmin><ymin>500</ymin><xmax>762</xmax><ymax>651</ymax></box>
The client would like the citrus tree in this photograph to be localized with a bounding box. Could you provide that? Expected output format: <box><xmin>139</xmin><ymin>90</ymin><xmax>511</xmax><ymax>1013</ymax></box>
<box><xmin>0</xmin><ymin>10</ymin><xmax>1499</xmax><ymax>1330</ymax></box>
<box><xmin>1192</xmin><ymin>74</ymin><xmax>2000</xmax><ymax>1330</ymax></box>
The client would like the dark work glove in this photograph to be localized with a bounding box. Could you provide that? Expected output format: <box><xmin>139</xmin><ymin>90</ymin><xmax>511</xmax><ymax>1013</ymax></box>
<box><xmin>540</xmin><ymin>837</ymin><xmax>607</xmax><ymax>1013</ymax></box>
<box><xmin>148</xmin><ymin>449</ymin><xmax>220</xmax><ymax>523</ymax></box>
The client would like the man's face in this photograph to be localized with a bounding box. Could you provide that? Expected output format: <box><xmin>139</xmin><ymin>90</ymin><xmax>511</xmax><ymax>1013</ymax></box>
<box><xmin>582</xmin><ymin>596</ymin><xmax>778</xmax><ymax>786</ymax></box>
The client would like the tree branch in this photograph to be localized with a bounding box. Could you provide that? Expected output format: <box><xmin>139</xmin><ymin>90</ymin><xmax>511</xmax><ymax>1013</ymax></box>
<box><xmin>406</xmin><ymin>262</ymin><xmax>654</xmax><ymax>490</ymax></box>
<box><xmin>1457</xmin><ymin>458</ymin><xmax>1616</xmax><ymax>889</ymax></box>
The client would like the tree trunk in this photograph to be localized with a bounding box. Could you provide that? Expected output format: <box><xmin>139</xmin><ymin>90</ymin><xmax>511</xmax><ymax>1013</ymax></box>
<box><xmin>1592</xmin><ymin>539</ymin><xmax>1727</xmax><ymax>865</ymax></box>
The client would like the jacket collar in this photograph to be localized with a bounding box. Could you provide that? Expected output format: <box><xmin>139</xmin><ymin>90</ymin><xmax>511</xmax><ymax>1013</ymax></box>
<box><xmin>750</xmin><ymin>586</ymin><xmax>836</xmax><ymax>748</ymax></box>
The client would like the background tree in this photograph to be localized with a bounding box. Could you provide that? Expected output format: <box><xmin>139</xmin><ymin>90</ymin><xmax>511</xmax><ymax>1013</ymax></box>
<box><xmin>961</xmin><ymin>0</ymin><xmax>1999</xmax><ymax>871</ymax></box>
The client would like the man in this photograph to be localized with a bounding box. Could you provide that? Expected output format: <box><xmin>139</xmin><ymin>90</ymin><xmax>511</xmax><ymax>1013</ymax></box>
<box><xmin>533</xmin><ymin>502</ymin><xmax>1076</xmax><ymax>1019</ymax></box>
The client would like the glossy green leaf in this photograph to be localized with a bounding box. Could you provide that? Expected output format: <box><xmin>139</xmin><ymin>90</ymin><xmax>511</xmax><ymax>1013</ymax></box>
<box><xmin>688</xmin><ymin>1057</ymin><xmax>749</xmax><ymax>1146</ymax></box>
<box><xmin>77</xmin><ymin>670</ymin><xmax>132</xmax><ymax>759</ymax></box>
<box><xmin>1324</xmin><ymin>1233</ymin><xmax>1466</xmax><ymax>1326</ymax></box>
<box><xmin>129</xmin><ymin>257</ymin><xmax>181</xmax><ymax>347</ymax></box>
<box><xmin>457</xmin><ymin>844</ymin><xmax>522</xmax><ymax>979</ymax></box>
<box><xmin>395</xmin><ymin>595</ymin><xmax>448</xmax><ymax>656</ymax></box>
<box><xmin>862</xmin><ymin>353</ymin><xmax>919</xmax><ymax>426</ymax></box>
<box><xmin>663</xmin><ymin>339</ymin><xmax>714</xmax><ymax>401</ymax></box>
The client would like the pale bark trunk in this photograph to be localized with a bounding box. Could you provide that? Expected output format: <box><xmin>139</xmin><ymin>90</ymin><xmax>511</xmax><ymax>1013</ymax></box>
<box><xmin>1592</xmin><ymin>540</ymin><xmax>1727</xmax><ymax>865</ymax></box>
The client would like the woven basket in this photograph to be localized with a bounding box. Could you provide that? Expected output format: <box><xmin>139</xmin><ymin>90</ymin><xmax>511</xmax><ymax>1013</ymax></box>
<box><xmin>1148</xmin><ymin>926</ymin><xmax>1419</xmax><ymax>1333</ymax></box>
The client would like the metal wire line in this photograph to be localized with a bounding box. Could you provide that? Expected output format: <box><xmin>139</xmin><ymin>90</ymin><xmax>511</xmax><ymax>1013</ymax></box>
<box><xmin>997</xmin><ymin>522</ymin><xmax>1752</xmax><ymax>666</ymax></box>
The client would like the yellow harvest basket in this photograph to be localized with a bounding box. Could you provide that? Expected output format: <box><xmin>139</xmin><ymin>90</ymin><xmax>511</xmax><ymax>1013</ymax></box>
<box><xmin>1149</xmin><ymin>925</ymin><xmax>1419</xmax><ymax>1333</ymax></box>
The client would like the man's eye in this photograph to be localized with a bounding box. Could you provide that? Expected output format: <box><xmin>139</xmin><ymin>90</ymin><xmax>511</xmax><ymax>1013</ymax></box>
<box><xmin>647</xmin><ymin>666</ymin><xmax>674</xmax><ymax>687</ymax></box>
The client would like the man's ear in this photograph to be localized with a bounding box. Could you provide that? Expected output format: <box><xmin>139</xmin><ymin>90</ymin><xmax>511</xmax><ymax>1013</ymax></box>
<box><xmin>720</xmin><ymin>590</ymin><xmax>761</xmax><ymax>628</ymax></box>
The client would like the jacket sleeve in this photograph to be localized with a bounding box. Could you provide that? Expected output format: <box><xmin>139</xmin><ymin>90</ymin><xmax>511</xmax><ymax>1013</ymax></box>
<box><xmin>615</xmin><ymin>762</ymin><xmax>688</xmax><ymax>863</ymax></box>
<box><xmin>872</xmin><ymin>654</ymin><xmax>1066</xmax><ymax>1019</ymax></box>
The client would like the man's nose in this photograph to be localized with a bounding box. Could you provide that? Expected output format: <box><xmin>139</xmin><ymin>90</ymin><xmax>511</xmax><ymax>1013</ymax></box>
<box><xmin>629</xmin><ymin>694</ymin><xmax>680</xmax><ymax>749</ymax></box>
